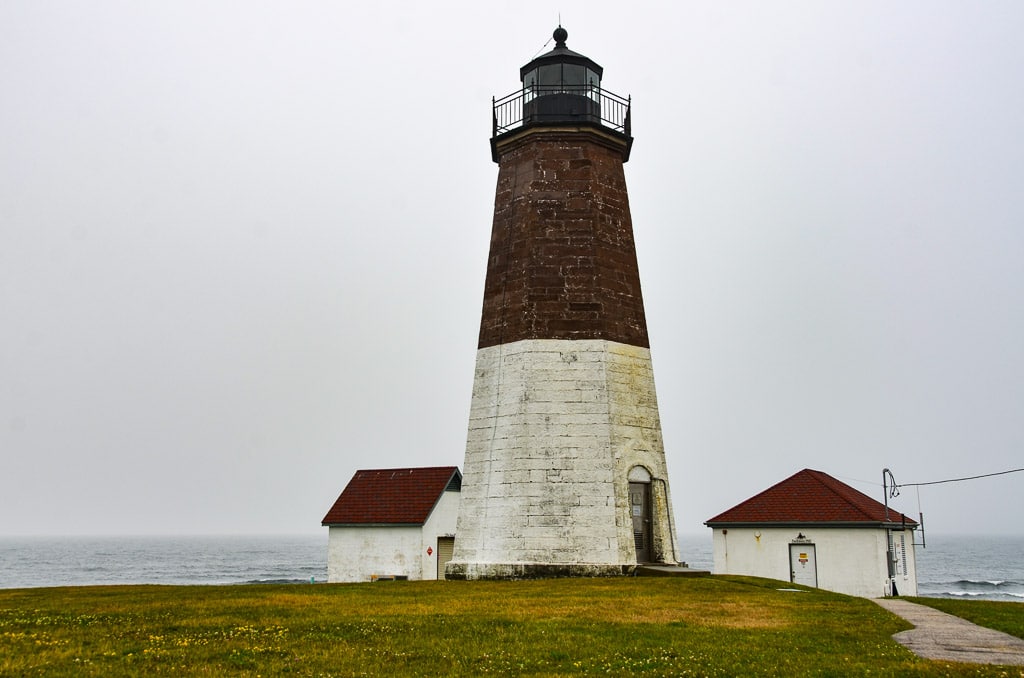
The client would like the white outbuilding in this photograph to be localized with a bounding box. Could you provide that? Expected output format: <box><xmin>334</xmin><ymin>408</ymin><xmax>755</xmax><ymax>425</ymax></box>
<box><xmin>321</xmin><ymin>466</ymin><xmax>461</xmax><ymax>583</ymax></box>
<box><xmin>705</xmin><ymin>469</ymin><xmax>918</xmax><ymax>598</ymax></box>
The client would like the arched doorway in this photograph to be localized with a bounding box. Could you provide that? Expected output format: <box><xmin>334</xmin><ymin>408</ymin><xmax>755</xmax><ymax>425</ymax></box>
<box><xmin>628</xmin><ymin>466</ymin><xmax>652</xmax><ymax>563</ymax></box>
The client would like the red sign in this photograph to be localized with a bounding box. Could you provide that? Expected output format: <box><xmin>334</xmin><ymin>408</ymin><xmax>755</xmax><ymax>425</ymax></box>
<box><xmin>427</xmin><ymin>547</ymin><xmax>433</xmax><ymax>556</ymax></box>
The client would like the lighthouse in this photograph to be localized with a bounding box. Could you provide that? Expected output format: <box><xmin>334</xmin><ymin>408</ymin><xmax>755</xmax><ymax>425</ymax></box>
<box><xmin>446</xmin><ymin>27</ymin><xmax>680</xmax><ymax>579</ymax></box>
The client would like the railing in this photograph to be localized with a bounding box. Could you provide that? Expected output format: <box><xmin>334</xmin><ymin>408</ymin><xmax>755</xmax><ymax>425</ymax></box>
<box><xmin>492</xmin><ymin>85</ymin><xmax>631</xmax><ymax>138</ymax></box>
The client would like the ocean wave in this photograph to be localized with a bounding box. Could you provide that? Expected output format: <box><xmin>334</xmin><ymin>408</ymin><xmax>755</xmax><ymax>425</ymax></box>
<box><xmin>933</xmin><ymin>591</ymin><xmax>1024</xmax><ymax>601</ymax></box>
<box><xmin>923</xmin><ymin>579</ymin><xmax>1022</xmax><ymax>591</ymax></box>
<box><xmin>918</xmin><ymin>578</ymin><xmax>1024</xmax><ymax>602</ymax></box>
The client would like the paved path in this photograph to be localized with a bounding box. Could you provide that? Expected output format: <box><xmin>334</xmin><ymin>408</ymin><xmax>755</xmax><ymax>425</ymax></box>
<box><xmin>874</xmin><ymin>598</ymin><xmax>1024</xmax><ymax>666</ymax></box>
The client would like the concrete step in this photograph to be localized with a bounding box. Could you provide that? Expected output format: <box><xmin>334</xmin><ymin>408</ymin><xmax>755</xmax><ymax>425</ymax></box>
<box><xmin>635</xmin><ymin>564</ymin><xmax>711</xmax><ymax>577</ymax></box>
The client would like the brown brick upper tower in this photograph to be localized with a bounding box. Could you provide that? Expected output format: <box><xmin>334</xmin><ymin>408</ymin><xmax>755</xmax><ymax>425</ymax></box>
<box><xmin>478</xmin><ymin>129</ymin><xmax>649</xmax><ymax>349</ymax></box>
<box><xmin>447</xmin><ymin>28</ymin><xmax>679</xmax><ymax>580</ymax></box>
<box><xmin>479</xmin><ymin>27</ymin><xmax>646</xmax><ymax>350</ymax></box>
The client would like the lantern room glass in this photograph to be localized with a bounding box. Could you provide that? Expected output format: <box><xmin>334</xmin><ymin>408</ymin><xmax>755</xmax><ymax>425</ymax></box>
<box><xmin>523</xmin><ymin>65</ymin><xmax>601</xmax><ymax>101</ymax></box>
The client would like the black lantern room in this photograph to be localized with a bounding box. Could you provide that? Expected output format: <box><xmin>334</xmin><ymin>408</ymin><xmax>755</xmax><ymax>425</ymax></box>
<box><xmin>520</xmin><ymin>26</ymin><xmax>603</xmax><ymax>125</ymax></box>
<box><xmin>491</xmin><ymin>26</ymin><xmax>632</xmax><ymax>154</ymax></box>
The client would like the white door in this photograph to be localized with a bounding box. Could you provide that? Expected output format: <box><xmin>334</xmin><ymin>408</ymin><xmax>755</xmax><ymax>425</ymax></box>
<box><xmin>436</xmin><ymin>537</ymin><xmax>455</xmax><ymax>580</ymax></box>
<box><xmin>789</xmin><ymin>543</ymin><xmax>817</xmax><ymax>587</ymax></box>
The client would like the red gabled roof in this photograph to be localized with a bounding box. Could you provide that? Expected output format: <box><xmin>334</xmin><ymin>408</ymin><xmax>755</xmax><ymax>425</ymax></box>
<box><xmin>322</xmin><ymin>466</ymin><xmax>461</xmax><ymax>526</ymax></box>
<box><xmin>705</xmin><ymin>469</ymin><xmax>917</xmax><ymax>527</ymax></box>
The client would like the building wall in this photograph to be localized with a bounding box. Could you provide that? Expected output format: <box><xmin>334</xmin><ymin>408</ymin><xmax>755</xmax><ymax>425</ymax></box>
<box><xmin>710</xmin><ymin>526</ymin><xmax>918</xmax><ymax>598</ymax></box>
<box><xmin>419</xmin><ymin>490</ymin><xmax>460</xmax><ymax>579</ymax></box>
<box><xmin>888</xmin><ymin>527</ymin><xmax>918</xmax><ymax>597</ymax></box>
<box><xmin>326</xmin><ymin>491</ymin><xmax>460</xmax><ymax>583</ymax></box>
<box><xmin>449</xmin><ymin>338</ymin><xmax>679</xmax><ymax>579</ymax></box>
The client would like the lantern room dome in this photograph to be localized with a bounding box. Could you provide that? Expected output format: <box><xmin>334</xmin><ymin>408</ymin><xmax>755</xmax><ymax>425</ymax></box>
<box><xmin>519</xmin><ymin>26</ymin><xmax>603</xmax><ymax>89</ymax></box>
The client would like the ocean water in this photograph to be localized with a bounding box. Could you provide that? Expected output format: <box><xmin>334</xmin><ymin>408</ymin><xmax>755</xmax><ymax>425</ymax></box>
<box><xmin>0</xmin><ymin>534</ymin><xmax>326</xmax><ymax>589</ymax></box>
<box><xmin>0</xmin><ymin>533</ymin><xmax>1020</xmax><ymax>602</ymax></box>
<box><xmin>914</xmin><ymin>534</ymin><xmax>1024</xmax><ymax>603</ymax></box>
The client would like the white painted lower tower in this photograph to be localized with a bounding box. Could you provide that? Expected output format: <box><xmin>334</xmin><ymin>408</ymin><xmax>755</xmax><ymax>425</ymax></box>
<box><xmin>447</xmin><ymin>339</ymin><xmax>679</xmax><ymax>579</ymax></box>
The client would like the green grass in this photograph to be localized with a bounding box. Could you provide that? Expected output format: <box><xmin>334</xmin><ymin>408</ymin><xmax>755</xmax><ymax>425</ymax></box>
<box><xmin>0</xmin><ymin>576</ymin><xmax>1019</xmax><ymax>676</ymax></box>
<box><xmin>906</xmin><ymin>596</ymin><xmax>1024</xmax><ymax>640</ymax></box>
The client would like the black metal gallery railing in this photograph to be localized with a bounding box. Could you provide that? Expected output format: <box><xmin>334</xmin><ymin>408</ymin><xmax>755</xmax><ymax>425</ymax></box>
<box><xmin>492</xmin><ymin>85</ymin><xmax>631</xmax><ymax>137</ymax></box>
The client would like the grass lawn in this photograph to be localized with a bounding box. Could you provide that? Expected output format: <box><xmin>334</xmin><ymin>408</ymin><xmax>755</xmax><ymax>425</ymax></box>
<box><xmin>1</xmin><ymin>575</ymin><xmax>1020</xmax><ymax>676</ymax></box>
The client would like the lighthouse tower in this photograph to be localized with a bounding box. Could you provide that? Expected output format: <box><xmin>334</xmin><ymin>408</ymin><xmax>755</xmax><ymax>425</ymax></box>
<box><xmin>446</xmin><ymin>28</ymin><xmax>680</xmax><ymax>579</ymax></box>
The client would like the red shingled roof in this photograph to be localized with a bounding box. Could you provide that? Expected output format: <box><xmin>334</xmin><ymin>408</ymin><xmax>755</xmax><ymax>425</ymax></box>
<box><xmin>322</xmin><ymin>466</ymin><xmax>461</xmax><ymax>526</ymax></box>
<box><xmin>705</xmin><ymin>468</ymin><xmax>917</xmax><ymax>527</ymax></box>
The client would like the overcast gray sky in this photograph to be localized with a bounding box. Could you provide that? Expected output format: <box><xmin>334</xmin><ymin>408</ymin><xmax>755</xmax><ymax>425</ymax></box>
<box><xmin>2</xmin><ymin>1</ymin><xmax>1022</xmax><ymax>540</ymax></box>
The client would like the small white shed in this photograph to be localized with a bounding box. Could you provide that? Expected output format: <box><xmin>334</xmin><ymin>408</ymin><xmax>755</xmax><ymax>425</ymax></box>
<box><xmin>321</xmin><ymin>466</ymin><xmax>461</xmax><ymax>583</ymax></box>
<box><xmin>705</xmin><ymin>469</ymin><xmax>918</xmax><ymax>598</ymax></box>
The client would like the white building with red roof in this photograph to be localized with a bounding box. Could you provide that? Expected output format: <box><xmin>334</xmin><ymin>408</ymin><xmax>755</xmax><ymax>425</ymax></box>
<box><xmin>321</xmin><ymin>466</ymin><xmax>461</xmax><ymax>583</ymax></box>
<box><xmin>705</xmin><ymin>469</ymin><xmax>918</xmax><ymax>598</ymax></box>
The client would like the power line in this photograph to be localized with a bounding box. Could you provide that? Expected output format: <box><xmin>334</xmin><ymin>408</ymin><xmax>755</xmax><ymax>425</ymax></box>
<box><xmin>896</xmin><ymin>467</ymin><xmax>1024</xmax><ymax>488</ymax></box>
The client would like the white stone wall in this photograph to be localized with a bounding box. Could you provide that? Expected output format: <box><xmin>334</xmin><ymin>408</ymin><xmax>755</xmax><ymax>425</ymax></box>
<box><xmin>450</xmin><ymin>338</ymin><xmax>680</xmax><ymax>578</ymax></box>
<box><xmin>326</xmin><ymin>491</ymin><xmax>460</xmax><ymax>583</ymax></box>
<box><xmin>420</xmin><ymin>490</ymin><xmax>460</xmax><ymax>578</ymax></box>
<box><xmin>710</xmin><ymin>526</ymin><xmax>918</xmax><ymax>598</ymax></box>
<box><xmin>604</xmin><ymin>342</ymin><xmax>680</xmax><ymax>566</ymax></box>
<box><xmin>888</xmin><ymin>528</ymin><xmax>919</xmax><ymax>597</ymax></box>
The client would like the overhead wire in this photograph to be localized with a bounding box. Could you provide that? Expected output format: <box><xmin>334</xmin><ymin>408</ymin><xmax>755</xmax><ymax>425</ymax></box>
<box><xmin>895</xmin><ymin>467</ymin><xmax>1024</xmax><ymax>488</ymax></box>
<box><xmin>876</xmin><ymin>466</ymin><xmax>1021</xmax><ymax>550</ymax></box>
<box><xmin>529</xmin><ymin>35</ymin><xmax>554</xmax><ymax>60</ymax></box>
<box><xmin>841</xmin><ymin>467</ymin><xmax>1023</xmax><ymax>490</ymax></box>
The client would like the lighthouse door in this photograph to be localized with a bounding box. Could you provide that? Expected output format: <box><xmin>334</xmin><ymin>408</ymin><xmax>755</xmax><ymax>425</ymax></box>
<box><xmin>629</xmin><ymin>482</ymin><xmax>651</xmax><ymax>563</ymax></box>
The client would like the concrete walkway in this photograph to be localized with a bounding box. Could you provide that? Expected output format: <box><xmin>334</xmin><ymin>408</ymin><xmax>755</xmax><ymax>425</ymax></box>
<box><xmin>874</xmin><ymin>598</ymin><xmax>1024</xmax><ymax>666</ymax></box>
